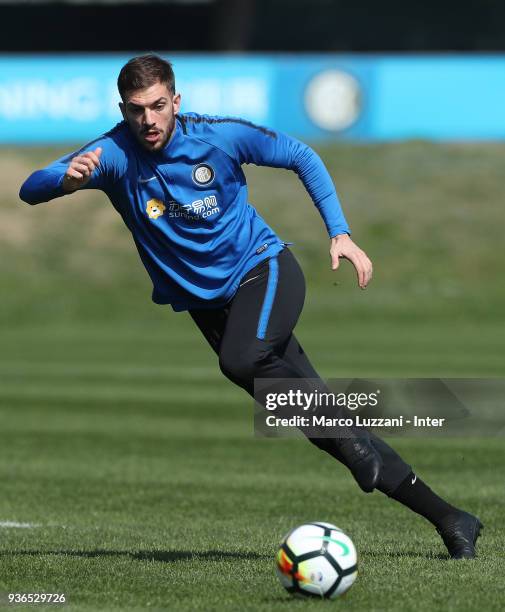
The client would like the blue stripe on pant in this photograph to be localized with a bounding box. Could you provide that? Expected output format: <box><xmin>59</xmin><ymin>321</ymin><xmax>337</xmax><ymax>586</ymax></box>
<box><xmin>256</xmin><ymin>256</ymin><xmax>279</xmax><ymax>340</ymax></box>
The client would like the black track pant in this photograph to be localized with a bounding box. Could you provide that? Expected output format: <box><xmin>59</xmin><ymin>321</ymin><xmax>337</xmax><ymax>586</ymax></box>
<box><xmin>189</xmin><ymin>248</ymin><xmax>411</xmax><ymax>494</ymax></box>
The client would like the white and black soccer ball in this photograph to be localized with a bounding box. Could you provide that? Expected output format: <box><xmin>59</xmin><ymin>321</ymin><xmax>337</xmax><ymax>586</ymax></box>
<box><xmin>276</xmin><ymin>522</ymin><xmax>358</xmax><ymax>599</ymax></box>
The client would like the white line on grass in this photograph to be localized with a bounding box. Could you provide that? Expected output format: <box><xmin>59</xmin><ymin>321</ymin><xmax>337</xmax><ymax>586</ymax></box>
<box><xmin>0</xmin><ymin>521</ymin><xmax>40</xmax><ymax>528</ymax></box>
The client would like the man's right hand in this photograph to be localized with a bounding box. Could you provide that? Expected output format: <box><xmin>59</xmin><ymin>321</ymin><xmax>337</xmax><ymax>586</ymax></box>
<box><xmin>62</xmin><ymin>147</ymin><xmax>102</xmax><ymax>193</ymax></box>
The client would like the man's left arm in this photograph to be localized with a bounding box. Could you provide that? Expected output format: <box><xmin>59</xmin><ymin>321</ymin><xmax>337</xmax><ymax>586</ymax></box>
<box><xmin>225</xmin><ymin>121</ymin><xmax>373</xmax><ymax>289</ymax></box>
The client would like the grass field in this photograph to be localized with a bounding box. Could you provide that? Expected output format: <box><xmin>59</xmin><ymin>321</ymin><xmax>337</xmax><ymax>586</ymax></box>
<box><xmin>1</xmin><ymin>143</ymin><xmax>504</xmax><ymax>610</ymax></box>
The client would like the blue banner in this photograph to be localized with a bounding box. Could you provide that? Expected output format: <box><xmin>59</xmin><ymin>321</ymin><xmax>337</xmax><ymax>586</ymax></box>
<box><xmin>1</xmin><ymin>54</ymin><xmax>504</xmax><ymax>143</ymax></box>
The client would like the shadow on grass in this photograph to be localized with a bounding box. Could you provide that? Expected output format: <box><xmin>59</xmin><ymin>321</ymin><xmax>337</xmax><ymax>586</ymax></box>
<box><xmin>0</xmin><ymin>549</ymin><xmax>270</xmax><ymax>563</ymax></box>
<box><xmin>361</xmin><ymin>549</ymin><xmax>449</xmax><ymax>560</ymax></box>
<box><xmin>0</xmin><ymin>549</ymin><xmax>453</xmax><ymax>561</ymax></box>
<box><xmin>0</xmin><ymin>549</ymin><xmax>270</xmax><ymax>562</ymax></box>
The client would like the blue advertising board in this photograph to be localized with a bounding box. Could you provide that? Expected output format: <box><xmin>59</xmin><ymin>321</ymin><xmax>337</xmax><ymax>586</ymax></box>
<box><xmin>0</xmin><ymin>54</ymin><xmax>504</xmax><ymax>143</ymax></box>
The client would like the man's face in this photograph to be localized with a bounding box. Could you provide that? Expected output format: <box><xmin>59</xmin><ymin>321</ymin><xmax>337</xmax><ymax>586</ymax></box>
<box><xmin>119</xmin><ymin>81</ymin><xmax>181</xmax><ymax>152</ymax></box>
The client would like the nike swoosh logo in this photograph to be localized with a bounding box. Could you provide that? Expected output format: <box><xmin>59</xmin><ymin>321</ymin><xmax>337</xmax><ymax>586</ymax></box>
<box><xmin>139</xmin><ymin>176</ymin><xmax>157</xmax><ymax>183</ymax></box>
<box><xmin>239</xmin><ymin>274</ymin><xmax>261</xmax><ymax>287</ymax></box>
<box><xmin>412</xmin><ymin>475</ymin><xmax>417</xmax><ymax>484</ymax></box>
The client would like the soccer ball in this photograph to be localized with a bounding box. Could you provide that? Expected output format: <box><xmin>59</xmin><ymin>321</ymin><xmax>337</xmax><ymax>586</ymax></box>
<box><xmin>276</xmin><ymin>522</ymin><xmax>358</xmax><ymax>599</ymax></box>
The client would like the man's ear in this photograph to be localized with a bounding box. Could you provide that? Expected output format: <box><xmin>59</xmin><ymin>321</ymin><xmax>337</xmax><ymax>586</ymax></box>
<box><xmin>173</xmin><ymin>93</ymin><xmax>182</xmax><ymax>115</ymax></box>
<box><xmin>119</xmin><ymin>101</ymin><xmax>126</xmax><ymax>121</ymax></box>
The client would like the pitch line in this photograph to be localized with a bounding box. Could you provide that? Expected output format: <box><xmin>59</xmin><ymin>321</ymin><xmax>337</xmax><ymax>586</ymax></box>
<box><xmin>0</xmin><ymin>521</ymin><xmax>40</xmax><ymax>528</ymax></box>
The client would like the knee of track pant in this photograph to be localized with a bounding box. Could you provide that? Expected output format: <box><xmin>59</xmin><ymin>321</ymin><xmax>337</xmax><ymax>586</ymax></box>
<box><xmin>218</xmin><ymin>342</ymin><xmax>269</xmax><ymax>386</ymax></box>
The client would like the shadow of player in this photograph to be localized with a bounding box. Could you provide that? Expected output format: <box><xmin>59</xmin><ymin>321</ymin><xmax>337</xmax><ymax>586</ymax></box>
<box><xmin>0</xmin><ymin>549</ymin><xmax>270</xmax><ymax>562</ymax></box>
<box><xmin>361</xmin><ymin>549</ymin><xmax>449</xmax><ymax>560</ymax></box>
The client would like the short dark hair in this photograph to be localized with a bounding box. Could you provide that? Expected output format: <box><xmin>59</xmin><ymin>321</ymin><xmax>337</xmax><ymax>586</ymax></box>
<box><xmin>117</xmin><ymin>54</ymin><xmax>175</xmax><ymax>100</ymax></box>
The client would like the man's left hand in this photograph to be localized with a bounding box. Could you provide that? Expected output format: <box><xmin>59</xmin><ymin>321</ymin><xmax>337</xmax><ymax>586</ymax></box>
<box><xmin>330</xmin><ymin>234</ymin><xmax>373</xmax><ymax>289</ymax></box>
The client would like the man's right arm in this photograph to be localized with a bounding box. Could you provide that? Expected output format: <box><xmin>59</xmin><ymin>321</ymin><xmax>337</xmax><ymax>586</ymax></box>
<box><xmin>19</xmin><ymin>129</ymin><xmax>128</xmax><ymax>205</ymax></box>
<box><xmin>19</xmin><ymin>146</ymin><xmax>104</xmax><ymax>206</ymax></box>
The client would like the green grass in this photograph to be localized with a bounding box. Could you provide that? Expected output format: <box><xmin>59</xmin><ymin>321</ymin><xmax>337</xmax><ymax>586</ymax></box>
<box><xmin>0</xmin><ymin>143</ymin><xmax>504</xmax><ymax>610</ymax></box>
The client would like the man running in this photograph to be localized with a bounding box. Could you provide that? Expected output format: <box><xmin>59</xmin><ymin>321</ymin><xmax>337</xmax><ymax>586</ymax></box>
<box><xmin>19</xmin><ymin>54</ymin><xmax>482</xmax><ymax>559</ymax></box>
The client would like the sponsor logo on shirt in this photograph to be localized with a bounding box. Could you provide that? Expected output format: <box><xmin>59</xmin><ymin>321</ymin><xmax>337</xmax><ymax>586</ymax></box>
<box><xmin>168</xmin><ymin>195</ymin><xmax>220</xmax><ymax>220</ymax></box>
<box><xmin>192</xmin><ymin>163</ymin><xmax>215</xmax><ymax>186</ymax></box>
<box><xmin>146</xmin><ymin>198</ymin><xmax>166</xmax><ymax>219</ymax></box>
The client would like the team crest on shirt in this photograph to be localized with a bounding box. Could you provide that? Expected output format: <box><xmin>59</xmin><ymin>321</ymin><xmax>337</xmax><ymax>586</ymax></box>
<box><xmin>146</xmin><ymin>198</ymin><xmax>166</xmax><ymax>219</ymax></box>
<box><xmin>192</xmin><ymin>163</ymin><xmax>215</xmax><ymax>186</ymax></box>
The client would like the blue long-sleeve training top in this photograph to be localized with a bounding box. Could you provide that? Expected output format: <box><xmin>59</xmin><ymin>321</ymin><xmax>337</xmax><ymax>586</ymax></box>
<box><xmin>19</xmin><ymin>113</ymin><xmax>350</xmax><ymax>311</ymax></box>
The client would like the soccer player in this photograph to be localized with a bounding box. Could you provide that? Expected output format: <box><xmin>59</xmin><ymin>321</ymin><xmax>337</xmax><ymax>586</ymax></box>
<box><xmin>20</xmin><ymin>55</ymin><xmax>482</xmax><ymax>559</ymax></box>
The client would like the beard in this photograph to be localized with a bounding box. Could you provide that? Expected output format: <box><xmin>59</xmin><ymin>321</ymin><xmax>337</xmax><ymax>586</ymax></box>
<box><xmin>137</xmin><ymin>113</ymin><xmax>176</xmax><ymax>152</ymax></box>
